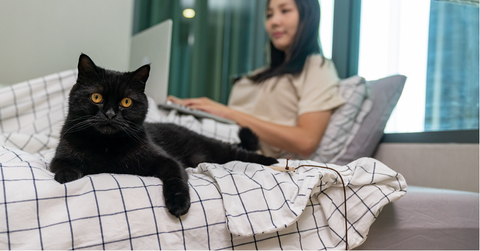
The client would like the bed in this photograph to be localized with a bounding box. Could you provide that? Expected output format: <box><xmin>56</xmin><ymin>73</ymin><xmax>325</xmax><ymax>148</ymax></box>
<box><xmin>1</xmin><ymin>69</ymin><xmax>478</xmax><ymax>250</ymax></box>
<box><xmin>358</xmin><ymin>185</ymin><xmax>479</xmax><ymax>250</ymax></box>
<box><xmin>4</xmin><ymin>67</ymin><xmax>479</xmax><ymax>250</ymax></box>
<box><xmin>0</xmin><ymin>69</ymin><xmax>413</xmax><ymax>249</ymax></box>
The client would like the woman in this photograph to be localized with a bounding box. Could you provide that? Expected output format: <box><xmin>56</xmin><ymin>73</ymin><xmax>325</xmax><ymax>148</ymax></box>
<box><xmin>168</xmin><ymin>0</ymin><xmax>345</xmax><ymax>159</ymax></box>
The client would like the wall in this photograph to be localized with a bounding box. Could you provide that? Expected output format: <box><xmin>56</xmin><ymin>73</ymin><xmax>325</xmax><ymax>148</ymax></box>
<box><xmin>0</xmin><ymin>0</ymin><xmax>134</xmax><ymax>86</ymax></box>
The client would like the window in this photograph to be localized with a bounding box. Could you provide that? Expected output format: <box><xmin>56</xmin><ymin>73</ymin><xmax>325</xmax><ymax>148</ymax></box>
<box><xmin>358</xmin><ymin>0</ymin><xmax>479</xmax><ymax>133</ymax></box>
<box><xmin>319</xmin><ymin>0</ymin><xmax>335</xmax><ymax>59</ymax></box>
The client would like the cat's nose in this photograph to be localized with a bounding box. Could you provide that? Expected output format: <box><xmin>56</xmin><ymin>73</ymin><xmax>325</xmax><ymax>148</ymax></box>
<box><xmin>105</xmin><ymin>108</ymin><xmax>116</xmax><ymax>119</ymax></box>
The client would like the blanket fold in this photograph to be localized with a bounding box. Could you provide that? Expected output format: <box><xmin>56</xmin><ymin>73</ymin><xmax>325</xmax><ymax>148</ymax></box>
<box><xmin>191</xmin><ymin>158</ymin><xmax>406</xmax><ymax>239</ymax></box>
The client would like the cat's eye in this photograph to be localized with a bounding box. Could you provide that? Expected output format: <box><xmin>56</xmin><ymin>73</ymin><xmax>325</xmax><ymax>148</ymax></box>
<box><xmin>91</xmin><ymin>93</ymin><xmax>103</xmax><ymax>103</ymax></box>
<box><xmin>121</xmin><ymin>98</ymin><xmax>132</xmax><ymax>108</ymax></box>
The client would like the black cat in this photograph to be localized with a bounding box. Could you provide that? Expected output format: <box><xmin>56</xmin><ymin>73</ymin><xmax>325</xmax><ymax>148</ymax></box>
<box><xmin>49</xmin><ymin>54</ymin><xmax>278</xmax><ymax>217</ymax></box>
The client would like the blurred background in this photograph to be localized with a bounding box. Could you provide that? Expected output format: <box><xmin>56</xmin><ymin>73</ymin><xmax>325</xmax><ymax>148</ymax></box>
<box><xmin>0</xmin><ymin>0</ymin><xmax>478</xmax><ymax>135</ymax></box>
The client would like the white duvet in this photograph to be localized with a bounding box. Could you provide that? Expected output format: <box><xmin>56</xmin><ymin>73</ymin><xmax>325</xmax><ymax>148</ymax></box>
<box><xmin>0</xmin><ymin>70</ymin><xmax>407</xmax><ymax>250</ymax></box>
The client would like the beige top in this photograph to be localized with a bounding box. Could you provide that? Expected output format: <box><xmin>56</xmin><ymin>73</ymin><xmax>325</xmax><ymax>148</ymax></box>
<box><xmin>228</xmin><ymin>54</ymin><xmax>345</xmax><ymax>158</ymax></box>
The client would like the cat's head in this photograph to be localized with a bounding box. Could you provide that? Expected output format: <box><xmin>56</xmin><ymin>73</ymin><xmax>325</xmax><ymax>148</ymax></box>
<box><xmin>67</xmin><ymin>53</ymin><xmax>150</xmax><ymax>135</ymax></box>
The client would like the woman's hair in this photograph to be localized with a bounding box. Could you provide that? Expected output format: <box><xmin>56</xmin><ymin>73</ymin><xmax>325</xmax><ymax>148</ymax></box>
<box><xmin>248</xmin><ymin>0</ymin><xmax>323</xmax><ymax>83</ymax></box>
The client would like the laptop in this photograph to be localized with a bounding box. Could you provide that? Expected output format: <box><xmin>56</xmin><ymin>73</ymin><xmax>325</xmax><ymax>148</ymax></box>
<box><xmin>128</xmin><ymin>19</ymin><xmax>235</xmax><ymax>124</ymax></box>
<box><xmin>129</xmin><ymin>19</ymin><xmax>172</xmax><ymax>105</ymax></box>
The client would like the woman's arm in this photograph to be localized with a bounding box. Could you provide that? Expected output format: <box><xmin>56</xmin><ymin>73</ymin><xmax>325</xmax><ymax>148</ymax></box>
<box><xmin>167</xmin><ymin>96</ymin><xmax>331</xmax><ymax>158</ymax></box>
<box><xmin>228</xmin><ymin>108</ymin><xmax>331</xmax><ymax>157</ymax></box>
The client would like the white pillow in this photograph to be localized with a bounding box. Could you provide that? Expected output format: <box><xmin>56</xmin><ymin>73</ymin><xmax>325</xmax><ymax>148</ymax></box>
<box><xmin>309</xmin><ymin>76</ymin><xmax>373</xmax><ymax>163</ymax></box>
<box><xmin>0</xmin><ymin>70</ymin><xmax>78</xmax><ymax>160</ymax></box>
<box><xmin>335</xmin><ymin>75</ymin><xmax>406</xmax><ymax>165</ymax></box>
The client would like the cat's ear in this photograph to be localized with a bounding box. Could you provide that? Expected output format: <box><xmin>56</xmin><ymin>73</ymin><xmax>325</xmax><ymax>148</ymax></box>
<box><xmin>77</xmin><ymin>54</ymin><xmax>98</xmax><ymax>77</ymax></box>
<box><xmin>131</xmin><ymin>64</ymin><xmax>150</xmax><ymax>92</ymax></box>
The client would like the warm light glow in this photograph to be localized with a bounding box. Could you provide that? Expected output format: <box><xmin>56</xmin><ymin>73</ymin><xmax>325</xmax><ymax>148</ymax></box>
<box><xmin>183</xmin><ymin>9</ymin><xmax>195</xmax><ymax>18</ymax></box>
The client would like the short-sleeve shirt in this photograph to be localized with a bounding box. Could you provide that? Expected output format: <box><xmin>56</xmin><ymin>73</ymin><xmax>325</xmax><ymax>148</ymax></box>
<box><xmin>228</xmin><ymin>54</ymin><xmax>345</xmax><ymax>158</ymax></box>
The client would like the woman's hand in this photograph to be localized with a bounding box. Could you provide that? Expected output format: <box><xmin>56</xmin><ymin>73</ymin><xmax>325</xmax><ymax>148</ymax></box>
<box><xmin>167</xmin><ymin>96</ymin><xmax>232</xmax><ymax>119</ymax></box>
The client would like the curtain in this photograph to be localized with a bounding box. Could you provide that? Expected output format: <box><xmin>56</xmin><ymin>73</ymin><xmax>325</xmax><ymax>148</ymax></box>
<box><xmin>133</xmin><ymin>0</ymin><xmax>268</xmax><ymax>104</ymax></box>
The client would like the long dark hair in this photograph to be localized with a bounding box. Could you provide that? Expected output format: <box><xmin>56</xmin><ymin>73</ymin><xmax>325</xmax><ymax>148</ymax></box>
<box><xmin>248</xmin><ymin>0</ymin><xmax>323</xmax><ymax>83</ymax></box>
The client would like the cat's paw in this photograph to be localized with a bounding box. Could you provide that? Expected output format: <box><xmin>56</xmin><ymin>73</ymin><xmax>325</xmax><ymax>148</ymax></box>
<box><xmin>164</xmin><ymin>180</ymin><xmax>191</xmax><ymax>218</ymax></box>
<box><xmin>54</xmin><ymin>169</ymin><xmax>83</xmax><ymax>184</ymax></box>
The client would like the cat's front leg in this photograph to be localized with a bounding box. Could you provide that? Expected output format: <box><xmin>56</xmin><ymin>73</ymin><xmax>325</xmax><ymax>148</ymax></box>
<box><xmin>162</xmin><ymin>177</ymin><xmax>191</xmax><ymax>217</ymax></box>
<box><xmin>153</xmin><ymin>157</ymin><xmax>191</xmax><ymax>218</ymax></box>
<box><xmin>50</xmin><ymin>158</ymin><xmax>84</xmax><ymax>184</ymax></box>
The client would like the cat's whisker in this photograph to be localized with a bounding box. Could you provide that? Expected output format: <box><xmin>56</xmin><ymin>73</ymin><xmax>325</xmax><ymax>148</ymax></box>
<box><xmin>62</xmin><ymin>119</ymin><xmax>93</xmax><ymax>136</ymax></box>
<box><xmin>120</xmin><ymin>125</ymin><xmax>144</xmax><ymax>144</ymax></box>
<box><xmin>64</xmin><ymin>115</ymin><xmax>93</xmax><ymax>124</ymax></box>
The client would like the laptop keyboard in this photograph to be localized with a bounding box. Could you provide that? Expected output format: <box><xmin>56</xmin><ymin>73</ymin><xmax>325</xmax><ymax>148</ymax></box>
<box><xmin>158</xmin><ymin>101</ymin><xmax>236</xmax><ymax>124</ymax></box>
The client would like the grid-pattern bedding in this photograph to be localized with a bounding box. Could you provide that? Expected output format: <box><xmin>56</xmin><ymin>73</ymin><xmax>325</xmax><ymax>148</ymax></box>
<box><xmin>0</xmin><ymin>70</ymin><xmax>407</xmax><ymax>250</ymax></box>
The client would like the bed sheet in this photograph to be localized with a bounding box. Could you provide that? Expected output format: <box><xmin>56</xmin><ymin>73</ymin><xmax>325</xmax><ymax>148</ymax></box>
<box><xmin>0</xmin><ymin>146</ymin><xmax>406</xmax><ymax>250</ymax></box>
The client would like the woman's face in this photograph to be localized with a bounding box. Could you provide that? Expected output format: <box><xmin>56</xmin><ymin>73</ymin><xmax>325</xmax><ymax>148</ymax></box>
<box><xmin>265</xmin><ymin>0</ymin><xmax>300</xmax><ymax>53</ymax></box>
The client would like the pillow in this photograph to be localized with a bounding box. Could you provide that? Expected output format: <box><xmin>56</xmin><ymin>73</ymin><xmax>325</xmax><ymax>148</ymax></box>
<box><xmin>0</xmin><ymin>70</ymin><xmax>77</xmax><ymax>136</ymax></box>
<box><xmin>0</xmin><ymin>69</ymin><xmax>78</xmax><ymax>158</ymax></box>
<box><xmin>335</xmin><ymin>75</ymin><xmax>406</xmax><ymax>165</ymax></box>
<box><xmin>309</xmin><ymin>76</ymin><xmax>373</xmax><ymax>163</ymax></box>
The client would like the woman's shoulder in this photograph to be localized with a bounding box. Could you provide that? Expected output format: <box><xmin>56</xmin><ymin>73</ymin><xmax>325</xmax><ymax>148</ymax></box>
<box><xmin>299</xmin><ymin>54</ymin><xmax>338</xmax><ymax>78</ymax></box>
<box><xmin>304</xmin><ymin>54</ymin><xmax>334</xmax><ymax>69</ymax></box>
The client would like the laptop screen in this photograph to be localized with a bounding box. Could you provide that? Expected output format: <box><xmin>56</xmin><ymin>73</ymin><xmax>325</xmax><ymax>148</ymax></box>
<box><xmin>129</xmin><ymin>19</ymin><xmax>172</xmax><ymax>105</ymax></box>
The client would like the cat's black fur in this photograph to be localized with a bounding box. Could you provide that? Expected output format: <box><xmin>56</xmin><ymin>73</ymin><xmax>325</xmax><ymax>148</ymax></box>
<box><xmin>237</xmin><ymin>127</ymin><xmax>261</xmax><ymax>152</ymax></box>
<box><xmin>50</xmin><ymin>54</ymin><xmax>278</xmax><ymax>217</ymax></box>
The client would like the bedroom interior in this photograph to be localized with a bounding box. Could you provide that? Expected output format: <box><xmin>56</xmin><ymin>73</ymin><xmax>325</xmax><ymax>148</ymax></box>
<box><xmin>0</xmin><ymin>0</ymin><xmax>478</xmax><ymax>250</ymax></box>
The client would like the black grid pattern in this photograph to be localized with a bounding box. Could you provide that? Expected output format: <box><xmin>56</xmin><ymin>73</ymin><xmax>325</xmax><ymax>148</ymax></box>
<box><xmin>157</xmin><ymin>110</ymin><xmax>240</xmax><ymax>144</ymax></box>
<box><xmin>0</xmin><ymin>70</ymin><xmax>407</xmax><ymax>249</ymax></box>
<box><xmin>0</xmin><ymin>146</ymin><xmax>407</xmax><ymax>250</ymax></box>
<box><xmin>0</xmin><ymin>70</ymin><xmax>77</xmax><ymax>160</ymax></box>
<box><xmin>311</xmin><ymin>76</ymin><xmax>373</xmax><ymax>163</ymax></box>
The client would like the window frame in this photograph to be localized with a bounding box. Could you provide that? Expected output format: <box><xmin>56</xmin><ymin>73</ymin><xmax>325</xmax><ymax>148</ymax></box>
<box><xmin>331</xmin><ymin>0</ymin><xmax>479</xmax><ymax>144</ymax></box>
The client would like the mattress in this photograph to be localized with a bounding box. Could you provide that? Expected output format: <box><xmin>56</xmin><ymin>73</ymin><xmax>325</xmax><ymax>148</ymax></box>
<box><xmin>356</xmin><ymin>185</ymin><xmax>479</xmax><ymax>250</ymax></box>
